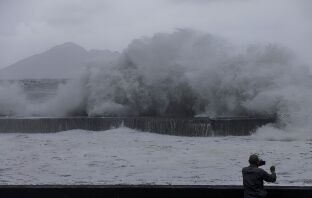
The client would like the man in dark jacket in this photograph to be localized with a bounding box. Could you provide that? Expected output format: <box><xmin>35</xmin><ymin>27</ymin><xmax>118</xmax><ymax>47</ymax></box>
<box><xmin>242</xmin><ymin>154</ymin><xmax>277</xmax><ymax>198</ymax></box>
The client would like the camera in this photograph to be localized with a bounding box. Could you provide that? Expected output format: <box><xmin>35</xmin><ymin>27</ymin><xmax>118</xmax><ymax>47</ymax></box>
<box><xmin>258</xmin><ymin>159</ymin><xmax>266</xmax><ymax>166</ymax></box>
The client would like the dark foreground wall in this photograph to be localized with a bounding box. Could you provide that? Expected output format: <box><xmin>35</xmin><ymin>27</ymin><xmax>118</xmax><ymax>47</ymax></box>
<box><xmin>0</xmin><ymin>185</ymin><xmax>311</xmax><ymax>198</ymax></box>
<box><xmin>0</xmin><ymin>117</ymin><xmax>274</xmax><ymax>136</ymax></box>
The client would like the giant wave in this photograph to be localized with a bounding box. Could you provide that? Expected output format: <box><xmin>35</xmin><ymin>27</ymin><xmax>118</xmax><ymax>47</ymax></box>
<box><xmin>1</xmin><ymin>29</ymin><xmax>311</xmax><ymax>138</ymax></box>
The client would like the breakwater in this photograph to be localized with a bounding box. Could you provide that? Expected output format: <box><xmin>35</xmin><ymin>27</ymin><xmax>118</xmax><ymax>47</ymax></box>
<box><xmin>0</xmin><ymin>117</ymin><xmax>274</xmax><ymax>136</ymax></box>
<box><xmin>0</xmin><ymin>185</ymin><xmax>311</xmax><ymax>198</ymax></box>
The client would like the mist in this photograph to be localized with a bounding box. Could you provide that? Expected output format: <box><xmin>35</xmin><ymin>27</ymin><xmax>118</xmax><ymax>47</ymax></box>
<box><xmin>1</xmin><ymin>29</ymin><xmax>312</xmax><ymax>139</ymax></box>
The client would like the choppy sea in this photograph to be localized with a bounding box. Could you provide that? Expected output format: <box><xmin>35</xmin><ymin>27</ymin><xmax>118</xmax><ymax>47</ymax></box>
<box><xmin>0</xmin><ymin>128</ymin><xmax>311</xmax><ymax>185</ymax></box>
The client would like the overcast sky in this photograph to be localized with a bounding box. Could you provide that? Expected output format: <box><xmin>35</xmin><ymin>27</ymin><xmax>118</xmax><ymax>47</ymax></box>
<box><xmin>0</xmin><ymin>0</ymin><xmax>311</xmax><ymax>68</ymax></box>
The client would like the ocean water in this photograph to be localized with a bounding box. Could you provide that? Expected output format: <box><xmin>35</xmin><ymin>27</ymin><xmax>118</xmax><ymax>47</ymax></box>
<box><xmin>0</xmin><ymin>127</ymin><xmax>311</xmax><ymax>185</ymax></box>
<box><xmin>18</xmin><ymin>79</ymin><xmax>66</xmax><ymax>102</ymax></box>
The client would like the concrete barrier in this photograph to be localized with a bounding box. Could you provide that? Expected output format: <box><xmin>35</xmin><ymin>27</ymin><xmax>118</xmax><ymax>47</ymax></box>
<box><xmin>0</xmin><ymin>185</ymin><xmax>311</xmax><ymax>198</ymax></box>
<box><xmin>0</xmin><ymin>117</ymin><xmax>275</xmax><ymax>136</ymax></box>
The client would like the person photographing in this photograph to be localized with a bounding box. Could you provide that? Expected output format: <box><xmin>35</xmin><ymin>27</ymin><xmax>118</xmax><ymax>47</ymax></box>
<box><xmin>242</xmin><ymin>154</ymin><xmax>277</xmax><ymax>198</ymax></box>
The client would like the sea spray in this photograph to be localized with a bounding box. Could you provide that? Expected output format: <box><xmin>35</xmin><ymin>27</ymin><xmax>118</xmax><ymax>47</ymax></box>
<box><xmin>0</xmin><ymin>82</ymin><xmax>28</xmax><ymax>116</ymax></box>
<box><xmin>0</xmin><ymin>29</ymin><xmax>311</xmax><ymax>138</ymax></box>
<box><xmin>73</xmin><ymin>30</ymin><xmax>312</xmax><ymax>138</ymax></box>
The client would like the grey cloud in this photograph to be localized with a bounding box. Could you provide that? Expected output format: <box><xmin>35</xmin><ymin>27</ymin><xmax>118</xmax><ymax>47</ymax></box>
<box><xmin>170</xmin><ymin>0</ymin><xmax>249</xmax><ymax>4</ymax></box>
<box><xmin>0</xmin><ymin>0</ymin><xmax>311</xmax><ymax>68</ymax></box>
<box><xmin>0</xmin><ymin>0</ymin><xmax>30</xmax><ymax>35</ymax></box>
<box><xmin>45</xmin><ymin>1</ymin><xmax>111</xmax><ymax>27</ymax></box>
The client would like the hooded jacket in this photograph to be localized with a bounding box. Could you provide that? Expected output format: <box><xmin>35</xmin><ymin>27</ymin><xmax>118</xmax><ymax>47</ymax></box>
<box><xmin>242</xmin><ymin>165</ymin><xmax>276</xmax><ymax>198</ymax></box>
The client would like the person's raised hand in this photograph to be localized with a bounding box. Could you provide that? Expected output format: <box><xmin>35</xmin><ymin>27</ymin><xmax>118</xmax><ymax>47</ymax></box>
<box><xmin>270</xmin><ymin>166</ymin><xmax>276</xmax><ymax>173</ymax></box>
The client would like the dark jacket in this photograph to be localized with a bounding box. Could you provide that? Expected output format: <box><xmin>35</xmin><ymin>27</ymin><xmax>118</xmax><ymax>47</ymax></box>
<box><xmin>242</xmin><ymin>165</ymin><xmax>276</xmax><ymax>198</ymax></box>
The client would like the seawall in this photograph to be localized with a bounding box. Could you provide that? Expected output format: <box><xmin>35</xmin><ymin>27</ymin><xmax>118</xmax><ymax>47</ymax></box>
<box><xmin>0</xmin><ymin>117</ymin><xmax>274</xmax><ymax>136</ymax></box>
<box><xmin>0</xmin><ymin>185</ymin><xmax>311</xmax><ymax>198</ymax></box>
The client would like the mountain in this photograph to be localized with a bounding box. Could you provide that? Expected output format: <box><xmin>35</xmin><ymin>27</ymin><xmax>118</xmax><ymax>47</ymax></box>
<box><xmin>0</xmin><ymin>42</ymin><xmax>120</xmax><ymax>79</ymax></box>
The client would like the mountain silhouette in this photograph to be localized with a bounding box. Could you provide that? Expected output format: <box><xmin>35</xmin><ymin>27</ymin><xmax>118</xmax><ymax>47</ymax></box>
<box><xmin>0</xmin><ymin>42</ymin><xmax>119</xmax><ymax>79</ymax></box>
